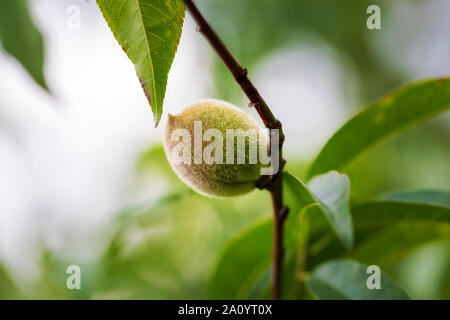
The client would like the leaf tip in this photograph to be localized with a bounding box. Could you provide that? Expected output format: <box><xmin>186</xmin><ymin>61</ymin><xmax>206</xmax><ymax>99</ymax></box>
<box><xmin>154</xmin><ymin>117</ymin><xmax>161</xmax><ymax>128</ymax></box>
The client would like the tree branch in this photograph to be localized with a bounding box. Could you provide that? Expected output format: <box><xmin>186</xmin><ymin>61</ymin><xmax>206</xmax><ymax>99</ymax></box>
<box><xmin>182</xmin><ymin>0</ymin><xmax>288</xmax><ymax>299</ymax></box>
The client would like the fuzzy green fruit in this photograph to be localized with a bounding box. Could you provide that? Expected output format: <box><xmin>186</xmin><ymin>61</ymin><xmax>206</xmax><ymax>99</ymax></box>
<box><xmin>164</xmin><ymin>99</ymin><xmax>267</xmax><ymax>197</ymax></box>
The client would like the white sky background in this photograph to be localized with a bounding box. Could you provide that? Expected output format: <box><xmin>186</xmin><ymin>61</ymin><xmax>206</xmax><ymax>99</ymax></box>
<box><xmin>0</xmin><ymin>0</ymin><xmax>449</xmax><ymax>283</ymax></box>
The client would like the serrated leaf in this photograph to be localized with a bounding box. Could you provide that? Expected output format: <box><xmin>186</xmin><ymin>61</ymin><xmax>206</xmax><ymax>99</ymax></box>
<box><xmin>308</xmin><ymin>78</ymin><xmax>450</xmax><ymax>178</ymax></box>
<box><xmin>96</xmin><ymin>0</ymin><xmax>185</xmax><ymax>126</ymax></box>
<box><xmin>307</xmin><ymin>259</ymin><xmax>411</xmax><ymax>300</ymax></box>
<box><xmin>0</xmin><ymin>0</ymin><xmax>48</xmax><ymax>90</ymax></box>
<box><xmin>285</xmin><ymin>171</ymin><xmax>354</xmax><ymax>250</ymax></box>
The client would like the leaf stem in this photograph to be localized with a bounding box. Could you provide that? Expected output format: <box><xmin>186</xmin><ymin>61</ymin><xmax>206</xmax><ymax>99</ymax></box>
<box><xmin>182</xmin><ymin>0</ymin><xmax>288</xmax><ymax>299</ymax></box>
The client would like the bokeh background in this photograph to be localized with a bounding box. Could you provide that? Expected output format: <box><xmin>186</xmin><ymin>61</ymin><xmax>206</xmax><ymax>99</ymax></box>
<box><xmin>0</xmin><ymin>0</ymin><xmax>449</xmax><ymax>299</ymax></box>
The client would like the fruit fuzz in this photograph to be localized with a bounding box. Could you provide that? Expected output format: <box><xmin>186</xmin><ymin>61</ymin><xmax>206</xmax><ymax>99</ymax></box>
<box><xmin>164</xmin><ymin>99</ymin><xmax>268</xmax><ymax>197</ymax></box>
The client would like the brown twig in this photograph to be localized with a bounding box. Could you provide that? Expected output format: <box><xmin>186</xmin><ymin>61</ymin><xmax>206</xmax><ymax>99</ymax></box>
<box><xmin>182</xmin><ymin>0</ymin><xmax>287</xmax><ymax>299</ymax></box>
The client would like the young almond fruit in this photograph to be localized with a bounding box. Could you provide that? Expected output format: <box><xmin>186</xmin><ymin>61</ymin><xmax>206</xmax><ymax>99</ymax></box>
<box><xmin>164</xmin><ymin>99</ymin><xmax>268</xmax><ymax>197</ymax></box>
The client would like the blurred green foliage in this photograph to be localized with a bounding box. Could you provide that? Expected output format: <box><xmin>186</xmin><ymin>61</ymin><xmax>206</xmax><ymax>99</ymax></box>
<box><xmin>198</xmin><ymin>0</ymin><xmax>401</xmax><ymax>104</ymax></box>
<box><xmin>0</xmin><ymin>265</ymin><xmax>22</xmax><ymax>299</ymax></box>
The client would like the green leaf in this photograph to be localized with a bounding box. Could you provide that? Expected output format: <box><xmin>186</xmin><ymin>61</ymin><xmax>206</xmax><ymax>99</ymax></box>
<box><xmin>349</xmin><ymin>191</ymin><xmax>450</xmax><ymax>265</ymax></box>
<box><xmin>208</xmin><ymin>218</ymin><xmax>272</xmax><ymax>299</ymax></box>
<box><xmin>380</xmin><ymin>190</ymin><xmax>450</xmax><ymax>208</ymax></box>
<box><xmin>392</xmin><ymin>240</ymin><xmax>450</xmax><ymax>300</ymax></box>
<box><xmin>96</xmin><ymin>0</ymin><xmax>185</xmax><ymax>126</ymax></box>
<box><xmin>351</xmin><ymin>222</ymin><xmax>450</xmax><ymax>267</ymax></box>
<box><xmin>208</xmin><ymin>171</ymin><xmax>355</xmax><ymax>299</ymax></box>
<box><xmin>284</xmin><ymin>171</ymin><xmax>354</xmax><ymax>250</ymax></box>
<box><xmin>208</xmin><ymin>217</ymin><xmax>308</xmax><ymax>299</ymax></box>
<box><xmin>308</xmin><ymin>78</ymin><xmax>450</xmax><ymax>178</ymax></box>
<box><xmin>306</xmin><ymin>259</ymin><xmax>411</xmax><ymax>300</ymax></box>
<box><xmin>0</xmin><ymin>265</ymin><xmax>22</xmax><ymax>299</ymax></box>
<box><xmin>0</xmin><ymin>0</ymin><xmax>48</xmax><ymax>90</ymax></box>
<box><xmin>306</xmin><ymin>191</ymin><xmax>450</xmax><ymax>269</ymax></box>
<box><xmin>353</xmin><ymin>191</ymin><xmax>450</xmax><ymax>227</ymax></box>
<box><xmin>32</xmin><ymin>251</ymin><xmax>94</xmax><ymax>299</ymax></box>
